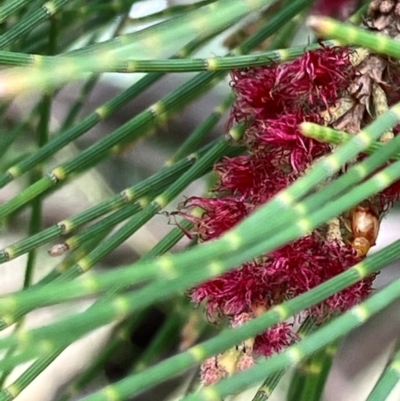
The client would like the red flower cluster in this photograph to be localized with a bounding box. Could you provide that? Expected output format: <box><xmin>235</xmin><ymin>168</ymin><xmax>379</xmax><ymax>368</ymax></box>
<box><xmin>230</xmin><ymin>45</ymin><xmax>353</xmax><ymax>172</ymax></box>
<box><xmin>177</xmin><ymin>45</ymin><xmax>384</xmax><ymax>380</ymax></box>
<box><xmin>191</xmin><ymin>234</ymin><xmax>371</xmax><ymax>322</ymax></box>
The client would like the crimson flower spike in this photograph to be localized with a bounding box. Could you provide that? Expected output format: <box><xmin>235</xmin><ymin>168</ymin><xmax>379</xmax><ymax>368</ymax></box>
<box><xmin>176</xmin><ymin>0</ymin><xmax>400</xmax><ymax>385</ymax></box>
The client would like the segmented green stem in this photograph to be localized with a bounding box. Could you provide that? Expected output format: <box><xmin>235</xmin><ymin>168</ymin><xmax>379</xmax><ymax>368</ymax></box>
<box><xmin>308</xmin><ymin>16</ymin><xmax>400</xmax><ymax>59</ymax></box>
<box><xmin>0</xmin><ymin>0</ymin><xmax>280</xmax><ymax>95</ymax></box>
<box><xmin>0</xmin><ymin>0</ymin><xmax>32</xmax><ymax>23</ymax></box>
<box><xmin>0</xmin><ymin>0</ymin><xmax>68</xmax><ymax>49</ymax></box>
<box><xmin>0</xmin><ymin>34</ymin><xmax>211</xmax><ymax>188</ymax></box>
<box><xmin>0</xmin><ymin>43</ymin><xmax>338</xmax><ymax>72</ymax></box>
<box><xmin>302</xmin><ymin>125</ymin><xmax>400</xmax><ymax>160</ymax></box>
<box><xmin>23</xmin><ymin>94</ymin><xmax>50</xmax><ymax>289</ymax></box>
<box><xmin>366</xmin><ymin>340</ymin><xmax>400</xmax><ymax>401</ymax></box>
<box><xmin>0</xmin><ymin>144</ymin><xmax>212</xmax><ymax>263</ymax></box>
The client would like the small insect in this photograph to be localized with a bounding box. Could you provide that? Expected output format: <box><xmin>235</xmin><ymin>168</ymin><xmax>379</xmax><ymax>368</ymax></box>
<box><xmin>48</xmin><ymin>243</ymin><xmax>69</xmax><ymax>257</ymax></box>
<box><xmin>348</xmin><ymin>204</ymin><xmax>380</xmax><ymax>258</ymax></box>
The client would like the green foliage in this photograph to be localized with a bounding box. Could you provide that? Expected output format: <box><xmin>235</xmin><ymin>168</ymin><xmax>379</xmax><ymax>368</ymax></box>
<box><xmin>0</xmin><ymin>1</ymin><xmax>399</xmax><ymax>401</ymax></box>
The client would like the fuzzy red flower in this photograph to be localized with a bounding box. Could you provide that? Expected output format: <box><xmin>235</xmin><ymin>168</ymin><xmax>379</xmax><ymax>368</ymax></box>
<box><xmin>214</xmin><ymin>153</ymin><xmax>292</xmax><ymax>202</ymax></box>
<box><xmin>177</xmin><ymin>42</ymin><xmax>383</xmax><ymax>381</ymax></box>
<box><xmin>250</xmin><ymin>112</ymin><xmax>329</xmax><ymax>171</ymax></box>
<box><xmin>254</xmin><ymin>323</ymin><xmax>297</xmax><ymax>357</ymax></box>
<box><xmin>178</xmin><ymin>196</ymin><xmax>251</xmax><ymax>241</ymax></box>
<box><xmin>230</xmin><ymin>45</ymin><xmax>354</xmax><ymax>124</ymax></box>
<box><xmin>191</xmin><ymin>262</ymin><xmax>273</xmax><ymax>319</ymax></box>
<box><xmin>191</xmin><ymin>235</ymin><xmax>371</xmax><ymax>321</ymax></box>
